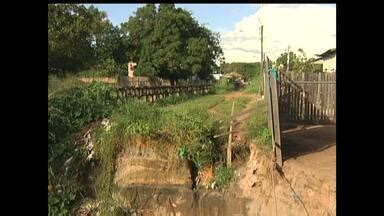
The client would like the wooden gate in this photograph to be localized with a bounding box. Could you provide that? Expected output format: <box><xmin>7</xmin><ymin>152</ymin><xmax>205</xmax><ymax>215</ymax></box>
<box><xmin>264</xmin><ymin>62</ymin><xmax>336</xmax><ymax>169</ymax></box>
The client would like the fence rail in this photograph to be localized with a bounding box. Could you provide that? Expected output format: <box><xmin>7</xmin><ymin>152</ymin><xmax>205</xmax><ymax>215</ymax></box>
<box><xmin>116</xmin><ymin>84</ymin><xmax>212</xmax><ymax>103</ymax></box>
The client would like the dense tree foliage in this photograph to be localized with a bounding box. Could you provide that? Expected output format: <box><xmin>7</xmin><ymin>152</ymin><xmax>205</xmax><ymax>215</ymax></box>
<box><xmin>122</xmin><ymin>4</ymin><xmax>224</xmax><ymax>82</ymax></box>
<box><xmin>48</xmin><ymin>4</ymin><xmax>224</xmax><ymax>81</ymax></box>
<box><xmin>275</xmin><ymin>49</ymin><xmax>322</xmax><ymax>73</ymax></box>
<box><xmin>48</xmin><ymin>4</ymin><xmax>128</xmax><ymax>75</ymax></box>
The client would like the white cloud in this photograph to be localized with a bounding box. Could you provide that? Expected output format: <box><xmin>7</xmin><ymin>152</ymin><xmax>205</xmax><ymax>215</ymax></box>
<box><xmin>221</xmin><ymin>4</ymin><xmax>336</xmax><ymax>63</ymax></box>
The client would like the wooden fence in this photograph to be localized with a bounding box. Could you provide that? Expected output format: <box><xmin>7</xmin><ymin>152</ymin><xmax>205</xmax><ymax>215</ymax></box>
<box><xmin>116</xmin><ymin>84</ymin><xmax>212</xmax><ymax>103</ymax></box>
<box><xmin>279</xmin><ymin>72</ymin><xmax>336</xmax><ymax>124</ymax></box>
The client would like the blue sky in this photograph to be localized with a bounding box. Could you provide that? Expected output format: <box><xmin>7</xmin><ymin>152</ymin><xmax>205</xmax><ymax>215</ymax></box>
<box><xmin>84</xmin><ymin>4</ymin><xmax>336</xmax><ymax>62</ymax></box>
<box><xmin>86</xmin><ymin>4</ymin><xmax>260</xmax><ymax>33</ymax></box>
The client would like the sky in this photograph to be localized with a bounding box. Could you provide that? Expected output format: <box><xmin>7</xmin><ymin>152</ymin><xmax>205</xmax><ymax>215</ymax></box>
<box><xmin>85</xmin><ymin>4</ymin><xmax>336</xmax><ymax>63</ymax></box>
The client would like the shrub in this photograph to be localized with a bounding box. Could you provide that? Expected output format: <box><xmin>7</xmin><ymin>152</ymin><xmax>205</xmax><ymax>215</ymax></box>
<box><xmin>49</xmin><ymin>82</ymin><xmax>116</xmax><ymax>135</ymax></box>
<box><xmin>214</xmin><ymin>165</ymin><xmax>234</xmax><ymax>188</ymax></box>
<box><xmin>211</xmin><ymin>78</ymin><xmax>235</xmax><ymax>94</ymax></box>
<box><xmin>48</xmin><ymin>186</ymin><xmax>77</xmax><ymax>216</ymax></box>
<box><xmin>48</xmin><ymin>82</ymin><xmax>117</xmax><ymax>214</ymax></box>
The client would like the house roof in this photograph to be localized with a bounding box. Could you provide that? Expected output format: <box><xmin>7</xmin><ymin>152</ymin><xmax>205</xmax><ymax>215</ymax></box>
<box><xmin>315</xmin><ymin>48</ymin><xmax>336</xmax><ymax>59</ymax></box>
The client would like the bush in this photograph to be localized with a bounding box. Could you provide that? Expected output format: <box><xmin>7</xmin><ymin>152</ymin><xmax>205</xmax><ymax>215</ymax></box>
<box><xmin>168</xmin><ymin>108</ymin><xmax>221</xmax><ymax>168</ymax></box>
<box><xmin>211</xmin><ymin>78</ymin><xmax>235</xmax><ymax>94</ymax></box>
<box><xmin>79</xmin><ymin>59</ymin><xmax>127</xmax><ymax>78</ymax></box>
<box><xmin>214</xmin><ymin>165</ymin><xmax>234</xmax><ymax>188</ymax></box>
<box><xmin>48</xmin><ymin>81</ymin><xmax>117</xmax><ymax>171</ymax></box>
<box><xmin>49</xmin><ymin>82</ymin><xmax>116</xmax><ymax>134</ymax></box>
<box><xmin>48</xmin><ymin>187</ymin><xmax>77</xmax><ymax>216</ymax></box>
<box><xmin>48</xmin><ymin>82</ymin><xmax>117</xmax><ymax>214</ymax></box>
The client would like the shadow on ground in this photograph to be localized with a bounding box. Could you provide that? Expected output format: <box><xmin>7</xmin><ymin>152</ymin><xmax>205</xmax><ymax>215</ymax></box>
<box><xmin>281</xmin><ymin>123</ymin><xmax>336</xmax><ymax>161</ymax></box>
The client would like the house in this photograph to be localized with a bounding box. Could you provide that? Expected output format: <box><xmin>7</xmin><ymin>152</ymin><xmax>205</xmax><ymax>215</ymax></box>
<box><xmin>313</xmin><ymin>48</ymin><xmax>336</xmax><ymax>73</ymax></box>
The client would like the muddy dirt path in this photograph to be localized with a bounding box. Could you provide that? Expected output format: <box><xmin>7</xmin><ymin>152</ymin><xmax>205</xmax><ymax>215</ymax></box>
<box><xmin>209</xmin><ymin>91</ymin><xmax>260</xmax><ymax>145</ymax></box>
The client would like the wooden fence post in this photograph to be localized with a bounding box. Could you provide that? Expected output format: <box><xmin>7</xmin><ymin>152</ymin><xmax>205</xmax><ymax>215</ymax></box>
<box><xmin>227</xmin><ymin>101</ymin><xmax>235</xmax><ymax>167</ymax></box>
<box><xmin>270</xmin><ymin>73</ymin><xmax>283</xmax><ymax>168</ymax></box>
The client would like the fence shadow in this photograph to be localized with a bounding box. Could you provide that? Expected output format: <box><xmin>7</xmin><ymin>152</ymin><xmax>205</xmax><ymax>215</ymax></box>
<box><xmin>281</xmin><ymin>124</ymin><xmax>336</xmax><ymax>161</ymax></box>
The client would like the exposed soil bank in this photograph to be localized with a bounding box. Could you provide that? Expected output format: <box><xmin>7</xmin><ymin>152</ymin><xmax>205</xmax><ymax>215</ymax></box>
<box><xmin>116</xmin><ymin>185</ymin><xmax>250</xmax><ymax>216</ymax></box>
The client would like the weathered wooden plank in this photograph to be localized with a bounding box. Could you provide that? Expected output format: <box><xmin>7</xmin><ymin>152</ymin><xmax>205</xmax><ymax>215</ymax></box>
<box><xmin>271</xmin><ymin>75</ymin><xmax>283</xmax><ymax>168</ymax></box>
<box><xmin>327</xmin><ymin>76</ymin><xmax>330</xmax><ymax>119</ymax></box>
<box><xmin>295</xmin><ymin>89</ymin><xmax>300</xmax><ymax>121</ymax></box>
<box><xmin>319</xmin><ymin>73</ymin><xmax>324</xmax><ymax>121</ymax></box>
<box><xmin>300</xmin><ymin>91</ymin><xmax>304</xmax><ymax>121</ymax></box>
<box><xmin>265</xmin><ymin>68</ymin><xmax>273</xmax><ymax>129</ymax></box>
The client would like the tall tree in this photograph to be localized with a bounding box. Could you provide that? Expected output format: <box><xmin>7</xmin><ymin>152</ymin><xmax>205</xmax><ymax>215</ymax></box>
<box><xmin>121</xmin><ymin>4</ymin><xmax>157</xmax><ymax>63</ymax></box>
<box><xmin>121</xmin><ymin>4</ymin><xmax>224</xmax><ymax>83</ymax></box>
<box><xmin>48</xmin><ymin>4</ymin><xmax>108</xmax><ymax>74</ymax></box>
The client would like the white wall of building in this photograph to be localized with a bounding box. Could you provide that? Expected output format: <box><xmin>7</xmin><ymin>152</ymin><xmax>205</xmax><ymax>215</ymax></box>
<box><xmin>323</xmin><ymin>56</ymin><xmax>336</xmax><ymax>73</ymax></box>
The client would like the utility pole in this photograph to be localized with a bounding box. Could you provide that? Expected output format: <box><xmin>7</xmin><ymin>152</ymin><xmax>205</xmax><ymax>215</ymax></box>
<box><xmin>287</xmin><ymin>46</ymin><xmax>290</xmax><ymax>73</ymax></box>
<box><xmin>260</xmin><ymin>25</ymin><xmax>264</xmax><ymax>96</ymax></box>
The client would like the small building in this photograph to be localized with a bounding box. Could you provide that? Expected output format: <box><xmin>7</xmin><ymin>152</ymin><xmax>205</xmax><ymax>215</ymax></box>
<box><xmin>313</xmin><ymin>48</ymin><xmax>336</xmax><ymax>73</ymax></box>
<box><xmin>128</xmin><ymin>61</ymin><xmax>137</xmax><ymax>78</ymax></box>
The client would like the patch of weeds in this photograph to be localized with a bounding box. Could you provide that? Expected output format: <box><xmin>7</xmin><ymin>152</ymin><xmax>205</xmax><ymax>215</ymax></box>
<box><xmin>245</xmin><ymin>100</ymin><xmax>272</xmax><ymax>151</ymax></box>
<box><xmin>211</xmin><ymin>77</ymin><xmax>235</xmax><ymax>94</ymax></box>
<box><xmin>245</xmin><ymin>74</ymin><xmax>263</xmax><ymax>94</ymax></box>
<box><xmin>214</xmin><ymin>164</ymin><xmax>234</xmax><ymax>188</ymax></box>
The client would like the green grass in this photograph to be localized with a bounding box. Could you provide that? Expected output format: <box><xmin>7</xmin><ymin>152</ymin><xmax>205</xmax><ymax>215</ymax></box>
<box><xmin>245</xmin><ymin>74</ymin><xmax>263</xmax><ymax>94</ymax></box>
<box><xmin>162</xmin><ymin>94</ymin><xmax>225</xmax><ymax>112</ymax></box>
<box><xmin>245</xmin><ymin>99</ymin><xmax>272</xmax><ymax>151</ymax></box>
<box><xmin>216</xmin><ymin>96</ymin><xmax>250</xmax><ymax>115</ymax></box>
<box><xmin>214</xmin><ymin>164</ymin><xmax>234</xmax><ymax>188</ymax></box>
<box><xmin>154</xmin><ymin>94</ymin><xmax>201</xmax><ymax>106</ymax></box>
